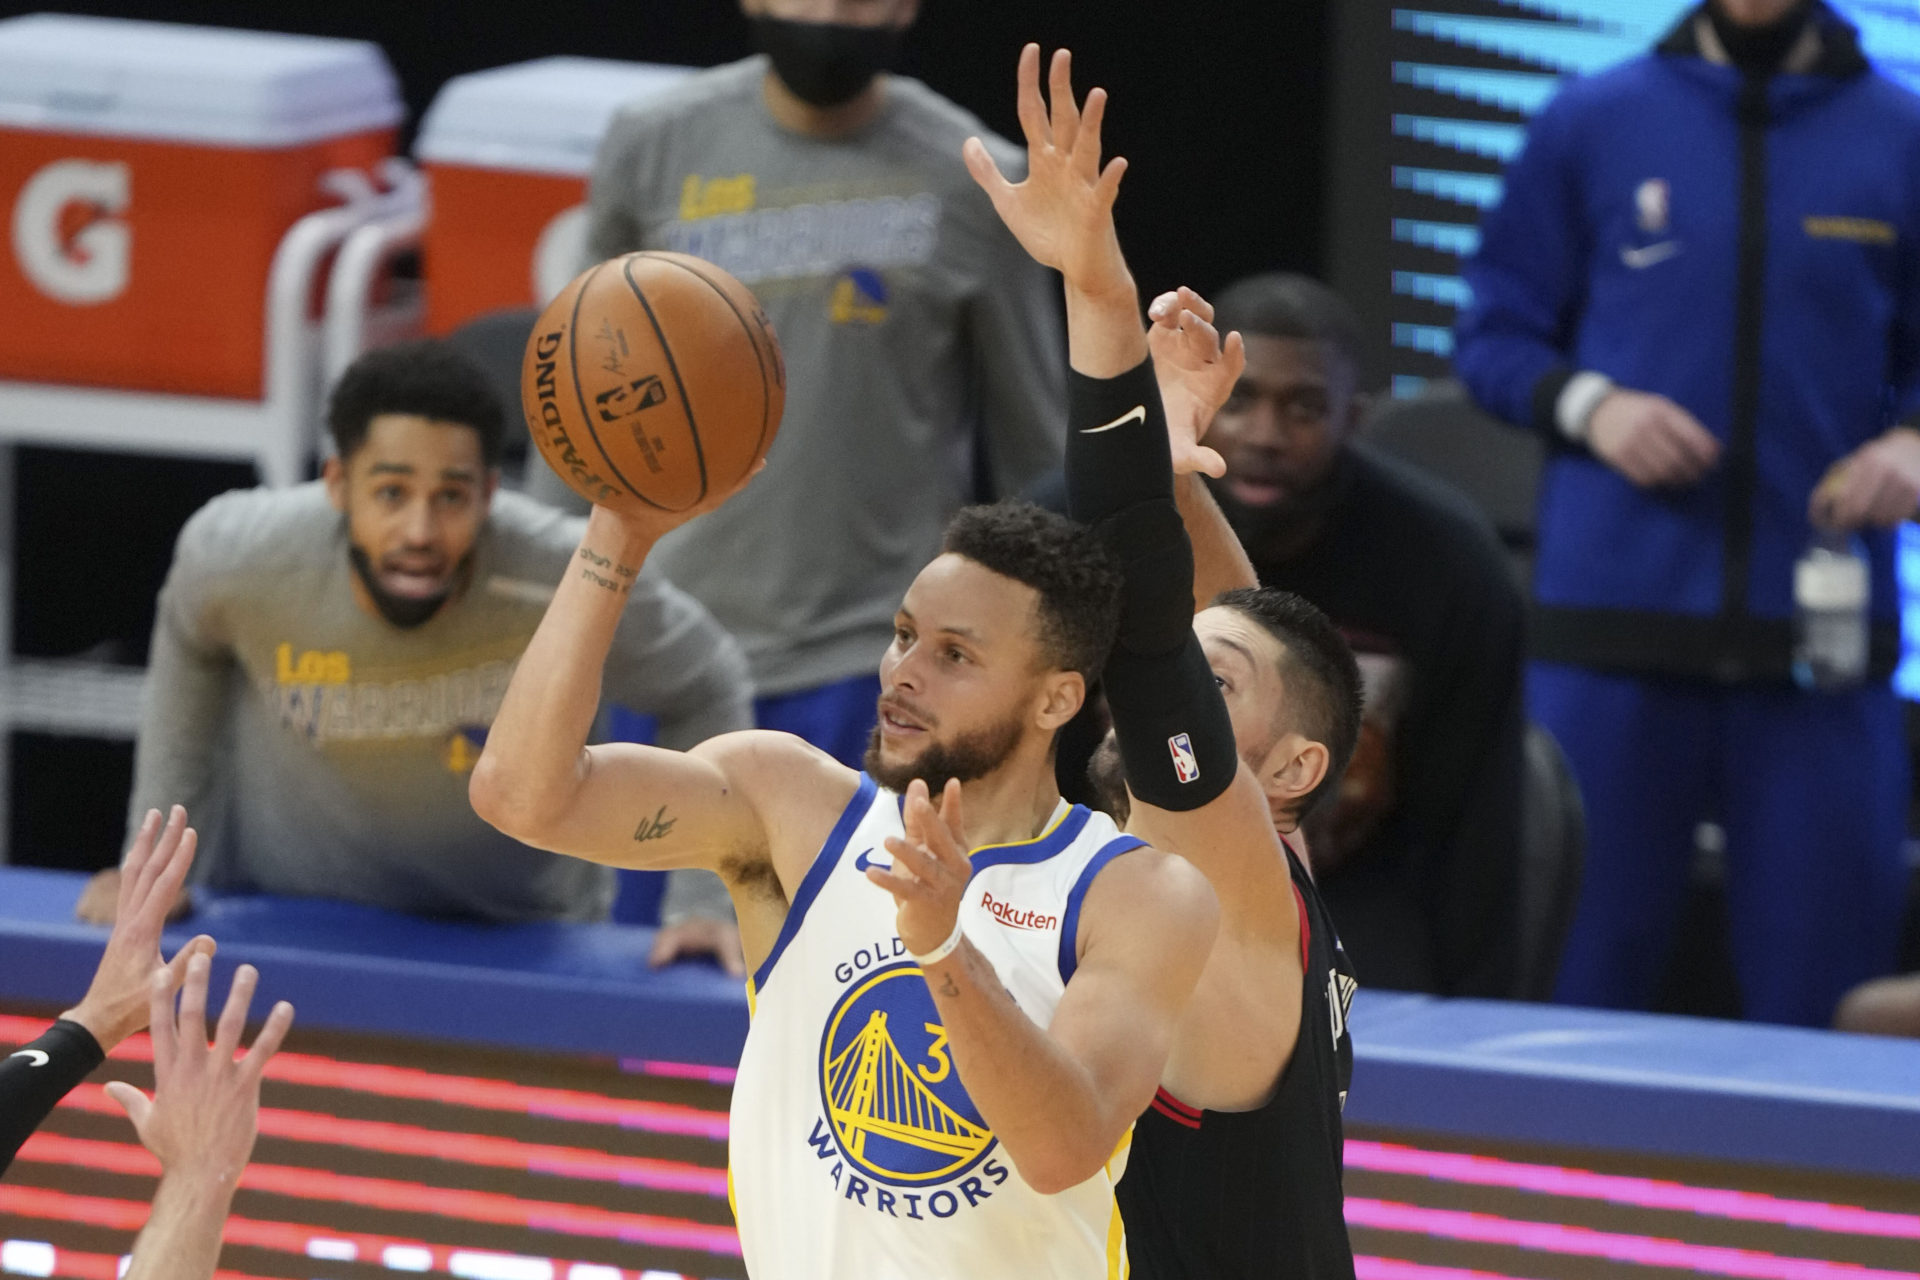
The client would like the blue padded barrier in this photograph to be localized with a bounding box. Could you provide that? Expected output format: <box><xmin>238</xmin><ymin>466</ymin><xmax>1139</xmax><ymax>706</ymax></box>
<box><xmin>0</xmin><ymin>867</ymin><xmax>748</xmax><ymax>1065</ymax></box>
<box><xmin>6</xmin><ymin>866</ymin><xmax>1919</xmax><ymax>1180</ymax></box>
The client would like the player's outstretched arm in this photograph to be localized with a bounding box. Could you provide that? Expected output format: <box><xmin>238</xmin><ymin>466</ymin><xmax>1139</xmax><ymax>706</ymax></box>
<box><xmin>870</xmin><ymin>781</ymin><xmax>1217</xmax><ymax>1194</ymax></box>
<box><xmin>471</xmin><ymin>500</ymin><xmax>777</xmax><ymax>873</ymax></box>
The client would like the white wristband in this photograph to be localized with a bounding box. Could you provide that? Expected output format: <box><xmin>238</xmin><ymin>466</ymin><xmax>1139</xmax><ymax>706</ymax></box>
<box><xmin>1556</xmin><ymin>370</ymin><xmax>1617</xmax><ymax>443</ymax></box>
<box><xmin>910</xmin><ymin>919</ymin><xmax>967</xmax><ymax>968</ymax></box>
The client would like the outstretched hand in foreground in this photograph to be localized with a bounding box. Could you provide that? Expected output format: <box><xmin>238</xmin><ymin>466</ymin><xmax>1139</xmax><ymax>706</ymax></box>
<box><xmin>108</xmin><ymin>954</ymin><xmax>293</xmax><ymax>1280</ymax></box>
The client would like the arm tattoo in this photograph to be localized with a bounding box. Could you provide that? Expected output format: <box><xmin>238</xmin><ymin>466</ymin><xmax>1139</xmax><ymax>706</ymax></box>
<box><xmin>937</xmin><ymin>972</ymin><xmax>960</xmax><ymax>998</ymax></box>
<box><xmin>633</xmin><ymin>805</ymin><xmax>677</xmax><ymax>843</ymax></box>
<box><xmin>577</xmin><ymin>547</ymin><xmax>635</xmax><ymax>595</ymax></box>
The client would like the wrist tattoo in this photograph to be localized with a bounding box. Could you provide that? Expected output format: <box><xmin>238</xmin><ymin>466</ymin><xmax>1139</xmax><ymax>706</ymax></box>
<box><xmin>633</xmin><ymin>805</ymin><xmax>677</xmax><ymax>843</ymax></box>
<box><xmin>578</xmin><ymin>546</ymin><xmax>638</xmax><ymax>594</ymax></box>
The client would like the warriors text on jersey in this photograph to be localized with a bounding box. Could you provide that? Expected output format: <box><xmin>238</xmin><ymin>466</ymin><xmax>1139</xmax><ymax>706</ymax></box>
<box><xmin>730</xmin><ymin>773</ymin><xmax>1147</xmax><ymax>1280</ymax></box>
<box><xmin>1115</xmin><ymin>840</ymin><xmax>1358</xmax><ymax>1280</ymax></box>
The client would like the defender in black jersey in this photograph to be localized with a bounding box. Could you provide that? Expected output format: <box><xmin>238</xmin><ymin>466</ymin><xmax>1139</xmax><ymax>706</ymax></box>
<box><xmin>969</xmin><ymin>48</ymin><xmax>1364</xmax><ymax>1279</ymax></box>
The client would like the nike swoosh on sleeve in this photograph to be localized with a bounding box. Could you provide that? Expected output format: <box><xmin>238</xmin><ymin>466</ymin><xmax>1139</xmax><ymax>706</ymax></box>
<box><xmin>1081</xmin><ymin>404</ymin><xmax>1146</xmax><ymax>434</ymax></box>
<box><xmin>1620</xmin><ymin>241</ymin><xmax>1681</xmax><ymax>269</ymax></box>
<box><xmin>9</xmin><ymin>1049</ymin><xmax>50</xmax><ymax>1067</ymax></box>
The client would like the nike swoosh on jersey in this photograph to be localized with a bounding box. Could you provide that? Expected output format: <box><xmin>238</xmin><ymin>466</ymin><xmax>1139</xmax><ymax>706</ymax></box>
<box><xmin>9</xmin><ymin>1049</ymin><xmax>50</xmax><ymax>1067</ymax></box>
<box><xmin>1620</xmin><ymin>240</ymin><xmax>1681</xmax><ymax>269</ymax></box>
<box><xmin>1081</xmin><ymin>404</ymin><xmax>1146</xmax><ymax>434</ymax></box>
<box><xmin>852</xmin><ymin>848</ymin><xmax>893</xmax><ymax>873</ymax></box>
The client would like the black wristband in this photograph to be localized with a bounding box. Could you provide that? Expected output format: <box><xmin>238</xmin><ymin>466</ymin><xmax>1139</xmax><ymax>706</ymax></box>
<box><xmin>1</xmin><ymin>1019</ymin><xmax>104</xmax><ymax>1177</ymax></box>
<box><xmin>1066</xmin><ymin>358</ymin><xmax>1172</xmax><ymax>523</ymax></box>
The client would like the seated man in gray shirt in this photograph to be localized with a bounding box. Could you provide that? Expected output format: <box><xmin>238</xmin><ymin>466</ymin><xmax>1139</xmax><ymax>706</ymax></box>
<box><xmin>76</xmin><ymin>342</ymin><xmax>751</xmax><ymax>941</ymax></box>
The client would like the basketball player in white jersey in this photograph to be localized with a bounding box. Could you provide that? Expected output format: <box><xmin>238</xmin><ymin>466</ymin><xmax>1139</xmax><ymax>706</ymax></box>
<box><xmin>969</xmin><ymin>47</ymin><xmax>1362</xmax><ymax>1275</ymax></box>
<box><xmin>470</xmin><ymin>467</ymin><xmax>1218</xmax><ymax>1270</ymax></box>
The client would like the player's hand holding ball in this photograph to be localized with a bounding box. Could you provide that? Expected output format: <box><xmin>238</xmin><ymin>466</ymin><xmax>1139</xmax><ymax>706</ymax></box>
<box><xmin>866</xmin><ymin>778</ymin><xmax>973</xmax><ymax>962</ymax></box>
<box><xmin>522</xmin><ymin>251</ymin><xmax>785</xmax><ymax>538</ymax></box>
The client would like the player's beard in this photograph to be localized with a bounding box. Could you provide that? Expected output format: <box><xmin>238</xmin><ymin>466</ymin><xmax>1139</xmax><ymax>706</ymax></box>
<box><xmin>863</xmin><ymin>707</ymin><xmax>1027</xmax><ymax>797</ymax></box>
<box><xmin>347</xmin><ymin>544</ymin><xmax>469</xmax><ymax>629</ymax></box>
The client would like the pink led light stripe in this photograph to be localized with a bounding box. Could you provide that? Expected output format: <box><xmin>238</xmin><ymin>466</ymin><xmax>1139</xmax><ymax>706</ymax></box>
<box><xmin>1356</xmin><ymin>1256</ymin><xmax>1544</xmax><ymax>1280</ymax></box>
<box><xmin>16</xmin><ymin>1134</ymin><xmax>742</xmax><ymax>1257</ymax></box>
<box><xmin>1346</xmin><ymin>1199</ymin><xmax>1920</xmax><ymax>1280</ymax></box>
<box><xmin>1</xmin><ymin>1014</ymin><xmax>730</xmax><ymax>1141</ymax></box>
<box><xmin>623</xmin><ymin>1059</ymin><xmax>739</xmax><ymax>1086</ymax></box>
<box><xmin>0</xmin><ymin>1184</ymin><xmax>719</xmax><ymax>1277</ymax></box>
<box><xmin>56</xmin><ymin>1083</ymin><xmax>728</xmax><ymax>1199</ymax></box>
<box><xmin>1346</xmin><ymin>1140</ymin><xmax>1920</xmax><ymax>1240</ymax></box>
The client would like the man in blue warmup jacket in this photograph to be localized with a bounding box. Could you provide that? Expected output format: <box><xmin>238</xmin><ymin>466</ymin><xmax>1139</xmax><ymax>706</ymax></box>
<box><xmin>1455</xmin><ymin>0</ymin><xmax>1920</xmax><ymax>1026</ymax></box>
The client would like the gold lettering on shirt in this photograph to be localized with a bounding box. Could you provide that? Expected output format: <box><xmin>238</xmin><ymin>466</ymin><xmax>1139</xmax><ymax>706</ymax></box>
<box><xmin>275</xmin><ymin>643</ymin><xmax>351</xmax><ymax>685</ymax></box>
<box><xmin>1803</xmin><ymin>216</ymin><xmax>1897</xmax><ymax>246</ymax></box>
<box><xmin>679</xmin><ymin>173</ymin><xmax>757</xmax><ymax>222</ymax></box>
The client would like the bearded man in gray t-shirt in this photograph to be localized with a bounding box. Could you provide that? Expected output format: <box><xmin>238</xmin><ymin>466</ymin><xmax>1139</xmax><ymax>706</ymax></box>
<box><xmin>550</xmin><ymin>0</ymin><xmax>1064</xmax><ymax>765</ymax></box>
<box><xmin>76</xmin><ymin>344</ymin><xmax>753</xmax><ymax>956</ymax></box>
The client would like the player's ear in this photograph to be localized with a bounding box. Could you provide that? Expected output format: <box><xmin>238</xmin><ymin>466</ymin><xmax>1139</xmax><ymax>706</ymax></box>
<box><xmin>322</xmin><ymin>454</ymin><xmax>348</xmax><ymax>513</ymax></box>
<box><xmin>1036</xmin><ymin>670</ymin><xmax>1086</xmax><ymax>732</ymax></box>
<box><xmin>1261</xmin><ymin>731</ymin><xmax>1329</xmax><ymax>817</ymax></box>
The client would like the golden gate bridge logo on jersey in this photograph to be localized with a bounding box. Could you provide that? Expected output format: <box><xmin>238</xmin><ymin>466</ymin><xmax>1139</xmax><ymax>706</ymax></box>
<box><xmin>812</xmin><ymin>962</ymin><xmax>1009</xmax><ymax>1218</ymax></box>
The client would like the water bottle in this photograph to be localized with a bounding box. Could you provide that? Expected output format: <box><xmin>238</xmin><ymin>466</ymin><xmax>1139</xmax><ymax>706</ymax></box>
<box><xmin>1792</xmin><ymin>531</ymin><xmax>1869</xmax><ymax>690</ymax></box>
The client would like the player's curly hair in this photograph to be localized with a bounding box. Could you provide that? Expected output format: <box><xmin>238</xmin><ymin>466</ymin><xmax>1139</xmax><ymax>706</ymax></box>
<box><xmin>1212</xmin><ymin>586</ymin><xmax>1364</xmax><ymax>820</ymax></box>
<box><xmin>942</xmin><ymin>502</ymin><xmax>1122</xmax><ymax>683</ymax></box>
<box><xmin>328</xmin><ymin>340</ymin><xmax>507</xmax><ymax>468</ymax></box>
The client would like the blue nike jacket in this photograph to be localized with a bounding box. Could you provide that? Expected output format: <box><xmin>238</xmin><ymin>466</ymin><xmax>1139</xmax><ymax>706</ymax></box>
<box><xmin>1454</xmin><ymin>3</ymin><xmax>1920</xmax><ymax>682</ymax></box>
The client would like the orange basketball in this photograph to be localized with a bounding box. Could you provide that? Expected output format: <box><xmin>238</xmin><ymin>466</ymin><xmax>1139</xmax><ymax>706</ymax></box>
<box><xmin>521</xmin><ymin>251</ymin><xmax>785</xmax><ymax>517</ymax></box>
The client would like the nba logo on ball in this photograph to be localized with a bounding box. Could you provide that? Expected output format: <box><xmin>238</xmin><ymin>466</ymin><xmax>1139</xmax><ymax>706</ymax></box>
<box><xmin>1169</xmin><ymin>733</ymin><xmax>1200</xmax><ymax>784</ymax></box>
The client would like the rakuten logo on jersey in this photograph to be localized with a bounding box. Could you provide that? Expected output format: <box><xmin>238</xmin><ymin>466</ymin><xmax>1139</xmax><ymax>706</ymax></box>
<box><xmin>13</xmin><ymin>159</ymin><xmax>131</xmax><ymax>304</ymax></box>
<box><xmin>980</xmin><ymin>891</ymin><xmax>1058</xmax><ymax>932</ymax></box>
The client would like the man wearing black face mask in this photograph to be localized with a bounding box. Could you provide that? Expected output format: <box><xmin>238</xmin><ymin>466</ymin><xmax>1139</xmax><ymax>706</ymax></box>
<box><xmin>75</xmin><ymin>343</ymin><xmax>753</xmax><ymax>934</ymax></box>
<box><xmin>572</xmin><ymin>0</ymin><xmax>1064</xmax><ymax>773</ymax></box>
<box><xmin>1202</xmin><ymin>273</ymin><xmax>1526</xmax><ymax>1000</ymax></box>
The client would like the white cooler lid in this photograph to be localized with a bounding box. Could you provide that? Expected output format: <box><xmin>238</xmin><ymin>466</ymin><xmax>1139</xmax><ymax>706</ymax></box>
<box><xmin>0</xmin><ymin>13</ymin><xmax>402</xmax><ymax>147</ymax></box>
<box><xmin>417</xmin><ymin>56</ymin><xmax>693</xmax><ymax>177</ymax></box>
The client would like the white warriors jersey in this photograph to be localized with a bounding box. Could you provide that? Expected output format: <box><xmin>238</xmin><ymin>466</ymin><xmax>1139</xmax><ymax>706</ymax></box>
<box><xmin>731</xmin><ymin>773</ymin><xmax>1147</xmax><ymax>1280</ymax></box>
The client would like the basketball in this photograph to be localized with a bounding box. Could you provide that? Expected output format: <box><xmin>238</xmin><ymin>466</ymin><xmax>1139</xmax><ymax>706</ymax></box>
<box><xmin>521</xmin><ymin>251</ymin><xmax>786</xmax><ymax>517</ymax></box>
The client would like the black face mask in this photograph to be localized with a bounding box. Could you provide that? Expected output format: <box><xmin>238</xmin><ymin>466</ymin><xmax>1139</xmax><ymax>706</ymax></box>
<box><xmin>750</xmin><ymin>15</ymin><xmax>903</xmax><ymax>109</ymax></box>
<box><xmin>1707</xmin><ymin>0</ymin><xmax>1814</xmax><ymax>74</ymax></box>
<box><xmin>348</xmin><ymin>544</ymin><xmax>463</xmax><ymax>630</ymax></box>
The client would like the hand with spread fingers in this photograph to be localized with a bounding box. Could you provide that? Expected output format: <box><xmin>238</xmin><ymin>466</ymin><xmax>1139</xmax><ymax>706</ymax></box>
<box><xmin>963</xmin><ymin>44</ymin><xmax>1131</xmax><ymax>302</ymax></box>
<box><xmin>107</xmin><ymin>955</ymin><xmax>294</xmax><ymax>1280</ymax></box>
<box><xmin>1148</xmin><ymin>285</ymin><xmax>1244</xmax><ymax>479</ymax></box>
<box><xmin>863</xmin><ymin>777</ymin><xmax>973</xmax><ymax>959</ymax></box>
<box><xmin>62</xmin><ymin>806</ymin><xmax>217</xmax><ymax>1052</ymax></box>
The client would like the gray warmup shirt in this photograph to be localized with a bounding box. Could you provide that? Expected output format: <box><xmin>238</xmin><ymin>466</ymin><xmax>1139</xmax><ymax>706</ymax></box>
<box><xmin>583</xmin><ymin>56</ymin><xmax>1065</xmax><ymax>695</ymax></box>
<box><xmin>129</xmin><ymin>484</ymin><xmax>752</xmax><ymax>923</ymax></box>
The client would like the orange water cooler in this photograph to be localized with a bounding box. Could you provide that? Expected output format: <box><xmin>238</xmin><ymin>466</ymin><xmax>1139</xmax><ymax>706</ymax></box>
<box><xmin>416</xmin><ymin>57</ymin><xmax>691</xmax><ymax>336</ymax></box>
<box><xmin>0</xmin><ymin>14</ymin><xmax>402</xmax><ymax>399</ymax></box>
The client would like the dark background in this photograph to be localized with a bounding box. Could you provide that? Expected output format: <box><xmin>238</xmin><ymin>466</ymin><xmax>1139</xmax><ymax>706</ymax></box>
<box><xmin>3</xmin><ymin>0</ymin><xmax>1333</xmax><ymax>868</ymax></box>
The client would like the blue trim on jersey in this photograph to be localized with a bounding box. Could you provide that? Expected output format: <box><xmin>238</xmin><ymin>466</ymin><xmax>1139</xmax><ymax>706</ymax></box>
<box><xmin>749</xmin><ymin>772</ymin><xmax>878</xmax><ymax>996</ymax></box>
<box><xmin>967</xmin><ymin>805</ymin><xmax>1093</xmax><ymax>876</ymax></box>
<box><xmin>1056</xmin><ymin>835</ymin><xmax>1145</xmax><ymax>985</ymax></box>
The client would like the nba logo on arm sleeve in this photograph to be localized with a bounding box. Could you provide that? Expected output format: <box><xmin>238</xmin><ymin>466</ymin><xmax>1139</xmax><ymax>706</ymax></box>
<box><xmin>1169</xmin><ymin>733</ymin><xmax>1200</xmax><ymax>784</ymax></box>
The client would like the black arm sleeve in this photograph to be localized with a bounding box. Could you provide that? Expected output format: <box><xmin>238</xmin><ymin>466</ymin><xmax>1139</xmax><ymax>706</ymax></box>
<box><xmin>1067</xmin><ymin>360</ymin><xmax>1236</xmax><ymax>810</ymax></box>
<box><xmin>0</xmin><ymin>1020</ymin><xmax>104</xmax><ymax>1178</ymax></box>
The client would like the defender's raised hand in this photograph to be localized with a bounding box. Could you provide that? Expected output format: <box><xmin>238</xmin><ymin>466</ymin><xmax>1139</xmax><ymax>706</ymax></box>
<box><xmin>1148</xmin><ymin>286</ymin><xmax>1245</xmax><ymax>479</ymax></box>
<box><xmin>62</xmin><ymin>806</ymin><xmax>216</xmax><ymax>1052</ymax></box>
<box><xmin>964</xmin><ymin>45</ymin><xmax>1130</xmax><ymax>300</ymax></box>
